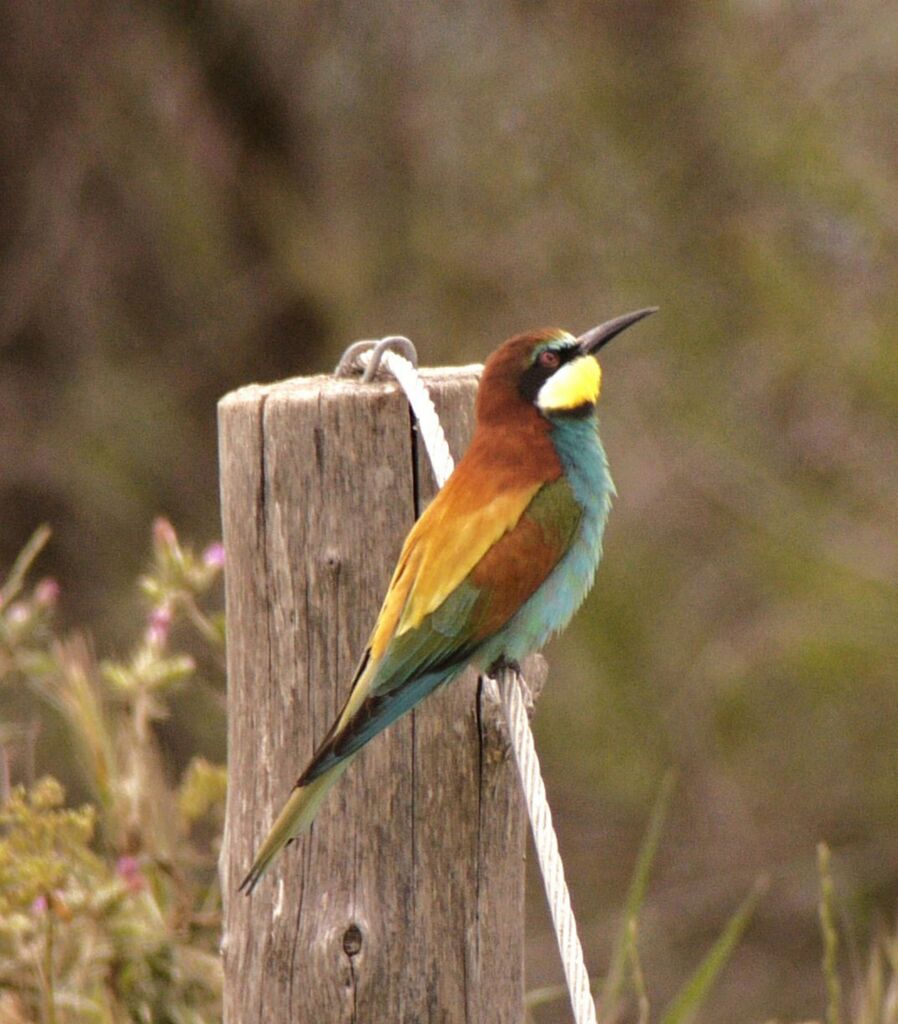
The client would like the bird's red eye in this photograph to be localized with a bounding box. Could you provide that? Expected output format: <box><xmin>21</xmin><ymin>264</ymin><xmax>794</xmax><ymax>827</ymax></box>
<box><xmin>538</xmin><ymin>350</ymin><xmax>561</xmax><ymax>370</ymax></box>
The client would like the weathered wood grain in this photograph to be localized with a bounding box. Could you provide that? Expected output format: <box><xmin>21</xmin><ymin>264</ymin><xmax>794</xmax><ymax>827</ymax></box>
<box><xmin>219</xmin><ymin>366</ymin><xmax>530</xmax><ymax>1023</ymax></box>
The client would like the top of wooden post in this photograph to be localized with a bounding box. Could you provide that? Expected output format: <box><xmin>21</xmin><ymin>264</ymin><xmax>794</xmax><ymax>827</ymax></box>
<box><xmin>218</xmin><ymin>363</ymin><xmax>484</xmax><ymax>414</ymax></box>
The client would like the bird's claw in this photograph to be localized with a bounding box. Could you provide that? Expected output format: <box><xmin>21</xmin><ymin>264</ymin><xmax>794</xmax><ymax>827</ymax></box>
<box><xmin>488</xmin><ymin>655</ymin><xmax>521</xmax><ymax>677</ymax></box>
<box><xmin>481</xmin><ymin>657</ymin><xmax>537</xmax><ymax>715</ymax></box>
<box><xmin>481</xmin><ymin>656</ymin><xmax>520</xmax><ymax>709</ymax></box>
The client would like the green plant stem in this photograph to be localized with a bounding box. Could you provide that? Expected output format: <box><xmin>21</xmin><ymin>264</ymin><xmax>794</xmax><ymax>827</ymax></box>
<box><xmin>0</xmin><ymin>524</ymin><xmax>51</xmax><ymax>606</ymax></box>
<box><xmin>627</xmin><ymin>918</ymin><xmax>651</xmax><ymax>1024</ymax></box>
<box><xmin>182</xmin><ymin>595</ymin><xmax>224</xmax><ymax>650</ymax></box>
<box><xmin>661</xmin><ymin>875</ymin><xmax>767</xmax><ymax>1024</ymax></box>
<box><xmin>601</xmin><ymin>770</ymin><xmax>676</xmax><ymax>1017</ymax></box>
<box><xmin>523</xmin><ymin>982</ymin><xmax>569</xmax><ymax>1012</ymax></box>
<box><xmin>818</xmin><ymin>842</ymin><xmax>843</xmax><ymax>1024</ymax></box>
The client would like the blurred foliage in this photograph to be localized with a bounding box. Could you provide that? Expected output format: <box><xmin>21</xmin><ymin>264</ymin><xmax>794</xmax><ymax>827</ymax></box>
<box><xmin>524</xmin><ymin>788</ymin><xmax>898</xmax><ymax>1024</ymax></box>
<box><xmin>1</xmin><ymin>1</ymin><xmax>897</xmax><ymax>1020</ymax></box>
<box><xmin>527</xmin><ymin>775</ymin><xmax>766</xmax><ymax>1024</ymax></box>
<box><xmin>0</xmin><ymin>525</ymin><xmax>224</xmax><ymax>1023</ymax></box>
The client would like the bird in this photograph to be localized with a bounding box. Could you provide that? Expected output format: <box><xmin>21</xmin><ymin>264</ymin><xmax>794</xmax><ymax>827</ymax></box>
<box><xmin>240</xmin><ymin>306</ymin><xmax>657</xmax><ymax>893</ymax></box>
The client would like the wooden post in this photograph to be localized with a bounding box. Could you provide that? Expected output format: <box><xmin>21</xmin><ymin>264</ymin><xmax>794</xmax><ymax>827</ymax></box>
<box><xmin>218</xmin><ymin>366</ymin><xmax>529</xmax><ymax>1023</ymax></box>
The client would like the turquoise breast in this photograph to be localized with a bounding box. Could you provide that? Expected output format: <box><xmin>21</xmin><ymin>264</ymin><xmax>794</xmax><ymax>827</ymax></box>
<box><xmin>479</xmin><ymin>413</ymin><xmax>614</xmax><ymax>667</ymax></box>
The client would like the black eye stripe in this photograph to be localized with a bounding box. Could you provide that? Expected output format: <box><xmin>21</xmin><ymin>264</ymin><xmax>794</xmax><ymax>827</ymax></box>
<box><xmin>518</xmin><ymin>344</ymin><xmax>579</xmax><ymax>403</ymax></box>
<box><xmin>553</xmin><ymin>345</ymin><xmax>580</xmax><ymax>366</ymax></box>
<box><xmin>537</xmin><ymin>345</ymin><xmax>578</xmax><ymax>367</ymax></box>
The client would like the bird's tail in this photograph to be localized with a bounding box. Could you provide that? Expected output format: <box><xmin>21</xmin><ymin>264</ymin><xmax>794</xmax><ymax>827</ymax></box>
<box><xmin>239</xmin><ymin>758</ymin><xmax>352</xmax><ymax>894</ymax></box>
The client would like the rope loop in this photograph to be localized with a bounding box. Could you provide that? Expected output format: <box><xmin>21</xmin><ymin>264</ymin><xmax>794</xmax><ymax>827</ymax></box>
<box><xmin>334</xmin><ymin>336</ymin><xmax>598</xmax><ymax>1024</ymax></box>
<box><xmin>334</xmin><ymin>335</ymin><xmax>419</xmax><ymax>381</ymax></box>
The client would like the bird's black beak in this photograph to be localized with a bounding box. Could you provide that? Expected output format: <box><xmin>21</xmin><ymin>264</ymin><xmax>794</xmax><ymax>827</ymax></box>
<box><xmin>577</xmin><ymin>307</ymin><xmax>658</xmax><ymax>356</ymax></box>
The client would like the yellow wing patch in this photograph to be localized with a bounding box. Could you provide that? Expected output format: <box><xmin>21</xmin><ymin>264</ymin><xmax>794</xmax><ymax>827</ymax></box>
<box><xmin>331</xmin><ymin>477</ymin><xmax>540</xmax><ymax>734</ymax></box>
<box><xmin>373</xmin><ymin>477</ymin><xmax>543</xmax><ymax>653</ymax></box>
<box><xmin>331</xmin><ymin>425</ymin><xmax>548</xmax><ymax>737</ymax></box>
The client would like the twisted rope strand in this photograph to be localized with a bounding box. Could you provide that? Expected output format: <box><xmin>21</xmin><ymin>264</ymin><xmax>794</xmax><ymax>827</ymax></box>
<box><xmin>374</xmin><ymin>350</ymin><xmax>456</xmax><ymax>487</ymax></box>
<box><xmin>497</xmin><ymin>666</ymin><xmax>597</xmax><ymax>1024</ymax></box>
<box><xmin>356</xmin><ymin>344</ymin><xmax>598</xmax><ymax>1024</ymax></box>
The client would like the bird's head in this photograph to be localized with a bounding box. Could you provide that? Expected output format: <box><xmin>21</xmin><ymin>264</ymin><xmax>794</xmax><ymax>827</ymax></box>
<box><xmin>476</xmin><ymin>307</ymin><xmax>657</xmax><ymax>424</ymax></box>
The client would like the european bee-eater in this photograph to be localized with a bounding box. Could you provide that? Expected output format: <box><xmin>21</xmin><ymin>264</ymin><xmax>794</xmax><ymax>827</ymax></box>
<box><xmin>240</xmin><ymin>307</ymin><xmax>657</xmax><ymax>893</ymax></box>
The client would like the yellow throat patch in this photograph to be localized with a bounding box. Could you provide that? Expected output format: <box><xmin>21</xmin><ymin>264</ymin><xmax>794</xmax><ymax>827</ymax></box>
<box><xmin>537</xmin><ymin>355</ymin><xmax>601</xmax><ymax>413</ymax></box>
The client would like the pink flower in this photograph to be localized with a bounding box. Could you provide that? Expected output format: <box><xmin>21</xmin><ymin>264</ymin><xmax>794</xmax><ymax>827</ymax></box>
<box><xmin>35</xmin><ymin>578</ymin><xmax>60</xmax><ymax>608</ymax></box>
<box><xmin>7</xmin><ymin>602</ymin><xmax>29</xmax><ymax>625</ymax></box>
<box><xmin>31</xmin><ymin>894</ymin><xmax>48</xmax><ymax>914</ymax></box>
<box><xmin>146</xmin><ymin>603</ymin><xmax>173</xmax><ymax>649</ymax></box>
<box><xmin>116</xmin><ymin>855</ymin><xmax>146</xmax><ymax>892</ymax></box>
<box><xmin>202</xmin><ymin>542</ymin><xmax>225</xmax><ymax>569</ymax></box>
<box><xmin>152</xmin><ymin>517</ymin><xmax>178</xmax><ymax>551</ymax></box>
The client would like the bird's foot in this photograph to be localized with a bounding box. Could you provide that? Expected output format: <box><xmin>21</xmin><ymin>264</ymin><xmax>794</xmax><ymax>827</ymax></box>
<box><xmin>487</xmin><ymin>655</ymin><xmax>521</xmax><ymax>678</ymax></box>
<box><xmin>479</xmin><ymin>656</ymin><xmax>537</xmax><ymax>728</ymax></box>
<box><xmin>482</xmin><ymin>657</ymin><xmax>523</xmax><ymax>712</ymax></box>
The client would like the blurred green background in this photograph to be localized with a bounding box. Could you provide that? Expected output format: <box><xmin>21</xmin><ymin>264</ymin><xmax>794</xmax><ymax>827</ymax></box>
<box><xmin>2</xmin><ymin>1</ymin><xmax>897</xmax><ymax>1020</ymax></box>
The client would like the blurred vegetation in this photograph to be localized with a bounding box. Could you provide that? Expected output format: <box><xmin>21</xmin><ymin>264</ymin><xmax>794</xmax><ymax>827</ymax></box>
<box><xmin>1</xmin><ymin>1</ymin><xmax>897</xmax><ymax>1020</ymax></box>
<box><xmin>0</xmin><ymin>525</ymin><xmax>225</xmax><ymax>1022</ymax></box>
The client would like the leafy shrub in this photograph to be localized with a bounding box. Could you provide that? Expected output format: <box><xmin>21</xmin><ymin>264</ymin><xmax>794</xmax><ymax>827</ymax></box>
<box><xmin>0</xmin><ymin>523</ymin><xmax>225</xmax><ymax>1024</ymax></box>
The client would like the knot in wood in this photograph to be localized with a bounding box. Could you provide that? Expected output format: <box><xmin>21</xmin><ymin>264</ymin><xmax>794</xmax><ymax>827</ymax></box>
<box><xmin>322</xmin><ymin>550</ymin><xmax>342</xmax><ymax>576</ymax></box>
<box><xmin>342</xmin><ymin>922</ymin><xmax>363</xmax><ymax>957</ymax></box>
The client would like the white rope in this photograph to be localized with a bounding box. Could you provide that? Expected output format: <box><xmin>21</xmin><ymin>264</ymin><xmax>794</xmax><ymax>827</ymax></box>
<box><xmin>371</xmin><ymin>350</ymin><xmax>456</xmax><ymax>487</ymax></box>
<box><xmin>497</xmin><ymin>667</ymin><xmax>597</xmax><ymax>1024</ymax></box>
<box><xmin>356</xmin><ymin>342</ymin><xmax>598</xmax><ymax>1024</ymax></box>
